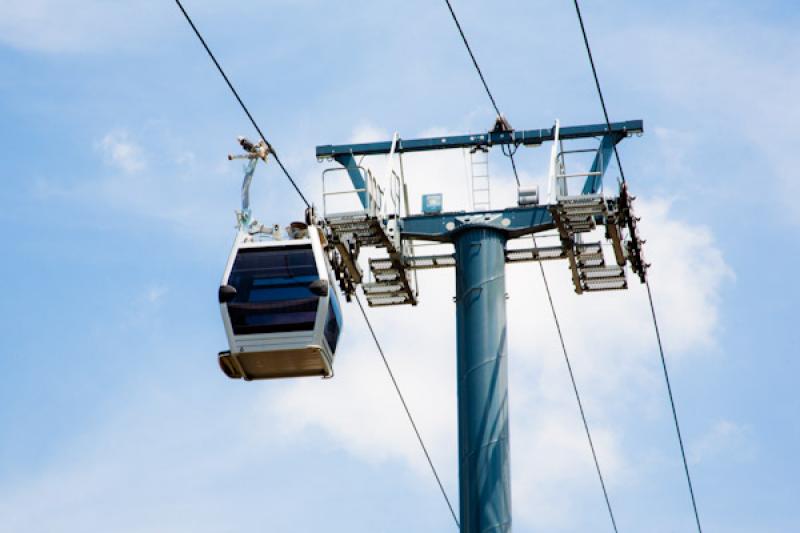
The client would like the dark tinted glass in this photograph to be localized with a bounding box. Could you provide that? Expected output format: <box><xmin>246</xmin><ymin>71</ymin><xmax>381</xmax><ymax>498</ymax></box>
<box><xmin>227</xmin><ymin>245</ymin><xmax>321</xmax><ymax>335</ymax></box>
<box><xmin>323</xmin><ymin>300</ymin><xmax>341</xmax><ymax>353</ymax></box>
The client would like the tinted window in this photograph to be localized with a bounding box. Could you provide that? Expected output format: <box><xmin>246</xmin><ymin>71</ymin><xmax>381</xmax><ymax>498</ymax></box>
<box><xmin>226</xmin><ymin>246</ymin><xmax>320</xmax><ymax>335</ymax></box>
<box><xmin>323</xmin><ymin>300</ymin><xmax>341</xmax><ymax>353</ymax></box>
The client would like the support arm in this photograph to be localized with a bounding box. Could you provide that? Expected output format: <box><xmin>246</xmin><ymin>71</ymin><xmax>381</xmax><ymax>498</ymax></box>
<box><xmin>317</xmin><ymin>120</ymin><xmax>642</xmax><ymax>159</ymax></box>
<box><xmin>581</xmin><ymin>132</ymin><xmax>624</xmax><ymax>195</ymax></box>
<box><xmin>334</xmin><ymin>153</ymin><xmax>368</xmax><ymax>208</ymax></box>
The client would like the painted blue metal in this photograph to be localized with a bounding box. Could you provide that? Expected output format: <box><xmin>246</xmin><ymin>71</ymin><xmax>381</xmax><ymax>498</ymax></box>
<box><xmin>316</xmin><ymin>120</ymin><xmax>643</xmax><ymax>159</ymax></box>
<box><xmin>454</xmin><ymin>227</ymin><xmax>511</xmax><ymax>532</ymax></box>
<box><xmin>422</xmin><ymin>193</ymin><xmax>444</xmax><ymax>214</ymax></box>
<box><xmin>401</xmin><ymin>206</ymin><xmax>553</xmax><ymax>242</ymax></box>
<box><xmin>315</xmin><ymin>119</ymin><xmax>644</xmax><ymax>531</ymax></box>
<box><xmin>238</xmin><ymin>158</ymin><xmax>258</xmax><ymax>228</ymax></box>
<box><xmin>582</xmin><ymin>132</ymin><xmax>624</xmax><ymax>195</ymax></box>
<box><xmin>333</xmin><ymin>153</ymin><xmax>368</xmax><ymax>208</ymax></box>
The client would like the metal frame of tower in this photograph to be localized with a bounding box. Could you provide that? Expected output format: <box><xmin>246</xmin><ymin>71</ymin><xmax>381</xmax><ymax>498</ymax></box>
<box><xmin>315</xmin><ymin>119</ymin><xmax>646</xmax><ymax>532</ymax></box>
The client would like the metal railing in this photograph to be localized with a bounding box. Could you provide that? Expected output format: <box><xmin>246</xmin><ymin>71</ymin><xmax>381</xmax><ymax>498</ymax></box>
<box><xmin>322</xmin><ymin>165</ymin><xmax>384</xmax><ymax>220</ymax></box>
<box><xmin>555</xmin><ymin>148</ymin><xmax>604</xmax><ymax>198</ymax></box>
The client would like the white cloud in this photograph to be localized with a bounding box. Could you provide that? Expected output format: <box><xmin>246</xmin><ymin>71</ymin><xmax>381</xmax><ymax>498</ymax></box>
<box><xmin>143</xmin><ymin>284</ymin><xmax>168</xmax><ymax>304</ymax></box>
<box><xmin>34</xmin><ymin>128</ymin><xmax>239</xmax><ymax>244</ymax></box>
<box><xmin>512</xmin><ymin>411</ymin><xmax>624</xmax><ymax>529</ymax></box>
<box><xmin>348</xmin><ymin>123</ymin><xmax>391</xmax><ymax>144</ymax></box>
<box><xmin>608</xmin><ymin>22</ymin><xmax>800</xmax><ymax>224</ymax></box>
<box><xmin>690</xmin><ymin>420</ymin><xmax>754</xmax><ymax>465</ymax></box>
<box><xmin>98</xmin><ymin>131</ymin><xmax>146</xmax><ymax>174</ymax></box>
<box><xmin>649</xmin><ymin>127</ymin><xmax>698</xmax><ymax>182</ymax></box>
<box><xmin>0</xmin><ymin>388</ymin><xmax>281</xmax><ymax>533</ymax></box>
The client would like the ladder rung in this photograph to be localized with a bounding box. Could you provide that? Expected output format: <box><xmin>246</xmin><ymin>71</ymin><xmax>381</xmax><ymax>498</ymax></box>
<box><xmin>363</xmin><ymin>282</ymin><xmax>403</xmax><ymax>294</ymax></box>
<box><xmin>561</xmin><ymin>207</ymin><xmax>604</xmax><ymax>216</ymax></box>
<box><xmin>582</xmin><ymin>281</ymin><xmax>627</xmax><ymax>292</ymax></box>
<box><xmin>505</xmin><ymin>245</ymin><xmax>567</xmax><ymax>262</ymax></box>
<box><xmin>557</xmin><ymin>194</ymin><xmax>604</xmax><ymax>204</ymax></box>
<box><xmin>370</xmin><ymin>260</ymin><xmax>394</xmax><ymax>270</ymax></box>
<box><xmin>576</xmin><ymin>252</ymin><xmax>603</xmax><ymax>261</ymax></box>
<box><xmin>367</xmin><ymin>295</ymin><xmax>412</xmax><ymax>306</ymax></box>
<box><xmin>407</xmin><ymin>254</ymin><xmax>456</xmax><ymax>269</ymax></box>
<box><xmin>581</xmin><ymin>268</ymin><xmax>624</xmax><ymax>280</ymax></box>
<box><xmin>576</xmin><ymin>243</ymin><xmax>602</xmax><ymax>254</ymax></box>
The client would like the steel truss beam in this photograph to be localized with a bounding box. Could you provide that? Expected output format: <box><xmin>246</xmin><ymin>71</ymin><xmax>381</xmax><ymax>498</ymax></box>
<box><xmin>316</xmin><ymin>120</ymin><xmax>642</xmax><ymax>159</ymax></box>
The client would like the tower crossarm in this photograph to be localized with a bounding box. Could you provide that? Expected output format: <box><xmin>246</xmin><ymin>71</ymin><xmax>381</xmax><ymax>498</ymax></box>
<box><xmin>317</xmin><ymin>119</ymin><xmax>646</xmax><ymax>306</ymax></box>
<box><xmin>400</xmin><ymin>206</ymin><xmax>554</xmax><ymax>243</ymax></box>
<box><xmin>316</xmin><ymin>120</ymin><xmax>642</xmax><ymax>160</ymax></box>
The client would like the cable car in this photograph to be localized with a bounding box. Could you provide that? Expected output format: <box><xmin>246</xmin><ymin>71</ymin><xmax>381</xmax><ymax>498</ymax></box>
<box><xmin>217</xmin><ymin>223</ymin><xmax>343</xmax><ymax>380</ymax></box>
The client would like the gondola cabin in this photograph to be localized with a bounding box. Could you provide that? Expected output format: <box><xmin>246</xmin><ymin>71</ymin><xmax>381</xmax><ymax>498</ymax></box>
<box><xmin>218</xmin><ymin>226</ymin><xmax>342</xmax><ymax>380</ymax></box>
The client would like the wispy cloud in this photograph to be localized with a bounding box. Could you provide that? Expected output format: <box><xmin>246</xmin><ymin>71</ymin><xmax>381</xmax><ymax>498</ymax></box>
<box><xmin>0</xmin><ymin>0</ymin><xmax>164</xmax><ymax>53</ymax></box>
<box><xmin>690</xmin><ymin>420</ymin><xmax>754</xmax><ymax>465</ymax></box>
<box><xmin>98</xmin><ymin>131</ymin><xmax>146</xmax><ymax>174</ymax></box>
<box><xmin>608</xmin><ymin>20</ymin><xmax>800</xmax><ymax>224</ymax></box>
<box><xmin>34</xmin><ymin>127</ymin><xmax>239</xmax><ymax>244</ymax></box>
<box><xmin>143</xmin><ymin>284</ymin><xmax>168</xmax><ymax>305</ymax></box>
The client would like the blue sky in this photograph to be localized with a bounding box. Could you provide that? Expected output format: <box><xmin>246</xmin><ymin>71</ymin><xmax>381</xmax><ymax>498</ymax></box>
<box><xmin>0</xmin><ymin>1</ymin><xmax>798</xmax><ymax>531</ymax></box>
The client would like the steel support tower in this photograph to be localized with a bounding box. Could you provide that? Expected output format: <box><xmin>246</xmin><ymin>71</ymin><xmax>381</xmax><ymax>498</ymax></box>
<box><xmin>455</xmin><ymin>227</ymin><xmax>511</xmax><ymax>530</ymax></box>
<box><xmin>316</xmin><ymin>119</ymin><xmax>645</xmax><ymax>532</ymax></box>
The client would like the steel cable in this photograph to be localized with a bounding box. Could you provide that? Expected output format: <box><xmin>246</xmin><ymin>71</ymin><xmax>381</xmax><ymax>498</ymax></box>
<box><xmin>175</xmin><ymin>2</ymin><xmax>458</xmax><ymax>527</ymax></box>
<box><xmin>441</xmin><ymin>2</ymin><xmax>621</xmax><ymax>529</ymax></box>
<box><xmin>442</xmin><ymin>0</ymin><xmax>522</xmax><ymax>188</ymax></box>
<box><xmin>355</xmin><ymin>294</ymin><xmax>460</xmax><ymax>529</ymax></box>
<box><xmin>533</xmin><ymin>238</ymin><xmax>620</xmax><ymax>532</ymax></box>
<box><xmin>442</xmin><ymin>0</ymin><xmax>501</xmax><ymax>117</ymax></box>
<box><xmin>572</xmin><ymin>2</ymin><xmax>704</xmax><ymax>530</ymax></box>
<box><xmin>645</xmin><ymin>280</ymin><xmax>704</xmax><ymax>532</ymax></box>
<box><xmin>571</xmin><ymin>0</ymin><xmax>626</xmax><ymax>185</ymax></box>
<box><xmin>174</xmin><ymin>0</ymin><xmax>311</xmax><ymax>208</ymax></box>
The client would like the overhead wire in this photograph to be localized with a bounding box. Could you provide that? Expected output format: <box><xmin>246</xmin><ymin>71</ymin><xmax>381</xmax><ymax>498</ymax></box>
<box><xmin>507</xmin><ymin>151</ymin><xmax>522</xmax><ymax>188</ymax></box>
<box><xmin>355</xmin><ymin>294</ymin><xmax>461</xmax><ymax>529</ymax></box>
<box><xmin>174</xmin><ymin>0</ymin><xmax>311</xmax><ymax>208</ymax></box>
<box><xmin>442</xmin><ymin>0</ymin><xmax>501</xmax><ymax>117</ymax></box>
<box><xmin>442</xmin><ymin>0</ymin><xmax>521</xmax><ymax>188</ymax></box>
<box><xmin>645</xmin><ymin>280</ymin><xmax>704</xmax><ymax>532</ymax></box>
<box><xmin>175</xmin><ymin>1</ymin><xmax>458</xmax><ymax>526</ymax></box>
<box><xmin>533</xmin><ymin>242</ymin><xmax>620</xmax><ymax>532</ymax></box>
<box><xmin>571</xmin><ymin>1</ymin><xmax>703</xmax><ymax>531</ymax></box>
<box><xmin>570</xmin><ymin>0</ymin><xmax>626</xmax><ymax>185</ymax></box>
<box><xmin>501</xmin><ymin>143</ymin><xmax>522</xmax><ymax>188</ymax></box>
<box><xmin>441</xmin><ymin>1</ymin><xmax>619</xmax><ymax>530</ymax></box>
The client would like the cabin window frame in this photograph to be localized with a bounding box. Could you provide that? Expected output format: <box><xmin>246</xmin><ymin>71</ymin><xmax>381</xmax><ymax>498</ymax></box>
<box><xmin>226</xmin><ymin>245</ymin><xmax>322</xmax><ymax>336</ymax></box>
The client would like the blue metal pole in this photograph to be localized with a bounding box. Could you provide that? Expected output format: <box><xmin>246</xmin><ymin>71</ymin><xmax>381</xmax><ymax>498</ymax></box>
<box><xmin>454</xmin><ymin>227</ymin><xmax>511</xmax><ymax>532</ymax></box>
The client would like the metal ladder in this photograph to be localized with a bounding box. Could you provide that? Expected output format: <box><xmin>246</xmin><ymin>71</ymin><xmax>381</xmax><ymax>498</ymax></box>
<box><xmin>470</xmin><ymin>148</ymin><xmax>491</xmax><ymax>211</ymax></box>
<box><xmin>551</xmin><ymin>195</ymin><xmax>628</xmax><ymax>293</ymax></box>
<box><xmin>361</xmin><ymin>163</ymin><xmax>418</xmax><ymax>307</ymax></box>
<box><xmin>322</xmin><ymin>164</ymin><xmax>417</xmax><ymax>306</ymax></box>
<box><xmin>364</xmin><ymin>238</ymin><xmax>418</xmax><ymax>306</ymax></box>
